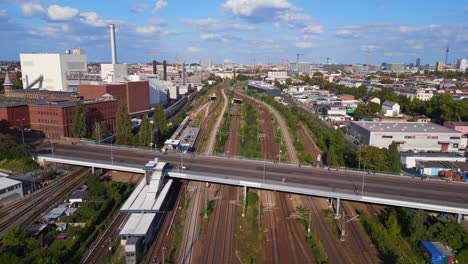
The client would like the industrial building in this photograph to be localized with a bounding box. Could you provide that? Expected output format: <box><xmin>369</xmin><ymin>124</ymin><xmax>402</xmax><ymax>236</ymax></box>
<box><xmin>28</xmin><ymin>99</ymin><xmax>118</xmax><ymax>139</ymax></box>
<box><xmin>350</xmin><ymin>121</ymin><xmax>465</xmax><ymax>152</ymax></box>
<box><xmin>400</xmin><ymin>152</ymin><xmax>466</xmax><ymax>168</ymax></box>
<box><xmin>20</xmin><ymin>48</ymin><xmax>88</xmax><ymax>92</ymax></box>
<box><xmin>0</xmin><ymin>177</ymin><xmax>23</xmax><ymax>205</ymax></box>
<box><xmin>247</xmin><ymin>81</ymin><xmax>281</xmax><ymax>97</ymax></box>
<box><xmin>78</xmin><ymin>81</ymin><xmax>149</xmax><ymax>114</ymax></box>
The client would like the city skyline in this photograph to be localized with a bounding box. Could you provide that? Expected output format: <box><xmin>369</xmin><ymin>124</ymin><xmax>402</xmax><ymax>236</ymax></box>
<box><xmin>0</xmin><ymin>0</ymin><xmax>467</xmax><ymax>64</ymax></box>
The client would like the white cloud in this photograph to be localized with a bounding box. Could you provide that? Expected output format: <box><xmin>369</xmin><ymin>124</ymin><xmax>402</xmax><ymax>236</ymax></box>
<box><xmin>181</xmin><ymin>18</ymin><xmax>256</xmax><ymax>32</ymax></box>
<box><xmin>153</xmin><ymin>0</ymin><xmax>168</xmax><ymax>13</ymax></box>
<box><xmin>360</xmin><ymin>45</ymin><xmax>377</xmax><ymax>51</ymax></box>
<box><xmin>187</xmin><ymin>47</ymin><xmax>200</xmax><ymax>53</ymax></box>
<box><xmin>302</xmin><ymin>24</ymin><xmax>323</xmax><ymax>34</ymax></box>
<box><xmin>201</xmin><ymin>33</ymin><xmax>220</xmax><ymax>40</ymax></box>
<box><xmin>20</xmin><ymin>3</ymin><xmax>45</xmax><ymax>17</ymax></box>
<box><xmin>28</xmin><ymin>23</ymin><xmax>70</xmax><ymax>38</ymax></box>
<box><xmin>136</xmin><ymin>26</ymin><xmax>161</xmax><ymax>34</ymax></box>
<box><xmin>295</xmin><ymin>42</ymin><xmax>315</xmax><ymax>48</ymax></box>
<box><xmin>47</xmin><ymin>5</ymin><xmax>79</xmax><ymax>21</ymax></box>
<box><xmin>335</xmin><ymin>27</ymin><xmax>360</xmax><ymax>38</ymax></box>
<box><xmin>80</xmin><ymin>12</ymin><xmax>106</xmax><ymax>27</ymax></box>
<box><xmin>303</xmin><ymin>35</ymin><xmax>321</xmax><ymax>41</ymax></box>
<box><xmin>384</xmin><ymin>52</ymin><xmax>406</xmax><ymax>57</ymax></box>
<box><xmin>223</xmin><ymin>0</ymin><xmax>293</xmax><ymax>17</ymax></box>
<box><xmin>0</xmin><ymin>9</ymin><xmax>7</xmax><ymax>18</ymax></box>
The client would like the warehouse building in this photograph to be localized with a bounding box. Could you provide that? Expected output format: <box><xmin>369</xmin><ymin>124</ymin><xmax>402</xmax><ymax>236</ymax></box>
<box><xmin>0</xmin><ymin>177</ymin><xmax>23</xmax><ymax>205</ymax></box>
<box><xmin>247</xmin><ymin>81</ymin><xmax>281</xmax><ymax>97</ymax></box>
<box><xmin>350</xmin><ymin>121</ymin><xmax>465</xmax><ymax>152</ymax></box>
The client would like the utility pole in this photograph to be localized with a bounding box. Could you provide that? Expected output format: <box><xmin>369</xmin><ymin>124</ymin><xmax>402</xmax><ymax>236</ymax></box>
<box><xmin>204</xmin><ymin>182</ymin><xmax>208</xmax><ymax>218</ymax></box>
<box><xmin>17</xmin><ymin>118</ymin><xmax>25</xmax><ymax>144</ymax></box>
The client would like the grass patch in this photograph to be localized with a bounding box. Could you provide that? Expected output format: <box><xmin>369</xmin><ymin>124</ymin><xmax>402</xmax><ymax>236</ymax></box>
<box><xmin>294</xmin><ymin>207</ymin><xmax>329</xmax><ymax>264</ymax></box>
<box><xmin>240</xmin><ymin>103</ymin><xmax>261</xmax><ymax>159</ymax></box>
<box><xmin>237</xmin><ymin>191</ymin><xmax>264</xmax><ymax>263</ymax></box>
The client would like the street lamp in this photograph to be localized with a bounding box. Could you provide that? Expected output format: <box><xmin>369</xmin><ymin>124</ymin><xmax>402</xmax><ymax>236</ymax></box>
<box><xmin>162</xmin><ymin>246</ymin><xmax>166</xmax><ymax>264</ymax></box>
<box><xmin>17</xmin><ymin>118</ymin><xmax>25</xmax><ymax>144</ymax></box>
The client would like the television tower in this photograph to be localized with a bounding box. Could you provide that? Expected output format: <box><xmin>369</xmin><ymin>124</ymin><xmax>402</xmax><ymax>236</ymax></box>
<box><xmin>445</xmin><ymin>47</ymin><xmax>450</xmax><ymax>65</ymax></box>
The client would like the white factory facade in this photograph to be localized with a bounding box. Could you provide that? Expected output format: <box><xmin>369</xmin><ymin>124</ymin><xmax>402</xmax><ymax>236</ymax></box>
<box><xmin>350</xmin><ymin>121</ymin><xmax>466</xmax><ymax>152</ymax></box>
<box><xmin>20</xmin><ymin>48</ymin><xmax>87</xmax><ymax>92</ymax></box>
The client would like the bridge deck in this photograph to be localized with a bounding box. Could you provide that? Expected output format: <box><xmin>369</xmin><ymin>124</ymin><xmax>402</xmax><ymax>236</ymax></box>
<box><xmin>35</xmin><ymin>143</ymin><xmax>468</xmax><ymax>215</ymax></box>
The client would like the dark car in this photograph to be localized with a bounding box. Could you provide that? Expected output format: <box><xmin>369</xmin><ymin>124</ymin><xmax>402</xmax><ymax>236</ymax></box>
<box><xmin>353</xmin><ymin>140</ymin><xmax>361</xmax><ymax>146</ymax></box>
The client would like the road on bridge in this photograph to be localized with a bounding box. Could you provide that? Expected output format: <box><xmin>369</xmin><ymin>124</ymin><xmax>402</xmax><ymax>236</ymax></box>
<box><xmin>40</xmin><ymin>143</ymin><xmax>468</xmax><ymax>214</ymax></box>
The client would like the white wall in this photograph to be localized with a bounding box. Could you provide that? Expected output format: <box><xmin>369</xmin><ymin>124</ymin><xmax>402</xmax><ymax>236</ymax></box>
<box><xmin>20</xmin><ymin>53</ymin><xmax>87</xmax><ymax>91</ymax></box>
<box><xmin>101</xmin><ymin>64</ymin><xmax>128</xmax><ymax>83</ymax></box>
<box><xmin>147</xmin><ymin>77</ymin><xmax>169</xmax><ymax>106</ymax></box>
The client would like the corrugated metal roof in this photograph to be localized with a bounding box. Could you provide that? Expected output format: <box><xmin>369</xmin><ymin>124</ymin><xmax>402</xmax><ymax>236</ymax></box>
<box><xmin>119</xmin><ymin>213</ymin><xmax>156</xmax><ymax>236</ymax></box>
<box><xmin>0</xmin><ymin>177</ymin><xmax>21</xmax><ymax>190</ymax></box>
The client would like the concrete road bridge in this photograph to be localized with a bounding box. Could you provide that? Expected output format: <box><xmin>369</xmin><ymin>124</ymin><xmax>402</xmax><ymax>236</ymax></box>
<box><xmin>35</xmin><ymin>143</ymin><xmax>468</xmax><ymax>222</ymax></box>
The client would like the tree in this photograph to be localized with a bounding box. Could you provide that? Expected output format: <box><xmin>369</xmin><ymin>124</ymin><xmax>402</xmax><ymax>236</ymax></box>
<box><xmin>152</xmin><ymin>105</ymin><xmax>167</xmax><ymax>133</ymax></box>
<box><xmin>138</xmin><ymin>115</ymin><xmax>152</xmax><ymax>147</ymax></box>
<box><xmin>71</xmin><ymin>101</ymin><xmax>87</xmax><ymax>138</ymax></box>
<box><xmin>388</xmin><ymin>143</ymin><xmax>401</xmax><ymax>173</ymax></box>
<box><xmin>92</xmin><ymin>122</ymin><xmax>110</xmax><ymax>142</ymax></box>
<box><xmin>115</xmin><ymin>103</ymin><xmax>133</xmax><ymax>145</ymax></box>
<box><xmin>409</xmin><ymin>210</ymin><xmax>427</xmax><ymax>243</ymax></box>
<box><xmin>3</xmin><ymin>226</ymin><xmax>27</xmax><ymax>247</ymax></box>
<box><xmin>285</xmin><ymin>78</ymin><xmax>292</xmax><ymax>86</ymax></box>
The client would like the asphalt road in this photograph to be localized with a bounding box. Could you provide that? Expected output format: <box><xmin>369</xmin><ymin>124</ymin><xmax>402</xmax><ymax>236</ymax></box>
<box><xmin>42</xmin><ymin>143</ymin><xmax>468</xmax><ymax>212</ymax></box>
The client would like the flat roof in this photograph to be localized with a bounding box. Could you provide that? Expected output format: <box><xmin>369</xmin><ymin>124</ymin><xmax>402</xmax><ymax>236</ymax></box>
<box><xmin>119</xmin><ymin>213</ymin><xmax>156</xmax><ymax>236</ymax></box>
<box><xmin>43</xmin><ymin>207</ymin><xmax>67</xmax><ymax>221</ymax></box>
<box><xmin>400</xmin><ymin>152</ymin><xmax>465</xmax><ymax>158</ymax></box>
<box><xmin>352</xmin><ymin>121</ymin><xmax>460</xmax><ymax>134</ymax></box>
<box><xmin>0</xmin><ymin>177</ymin><xmax>21</xmax><ymax>190</ymax></box>
<box><xmin>31</xmin><ymin>98</ymin><xmax>116</xmax><ymax>107</ymax></box>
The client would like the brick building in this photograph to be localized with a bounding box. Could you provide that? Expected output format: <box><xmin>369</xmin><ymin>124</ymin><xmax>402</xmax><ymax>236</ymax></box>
<box><xmin>29</xmin><ymin>99</ymin><xmax>117</xmax><ymax>139</ymax></box>
<box><xmin>79</xmin><ymin>81</ymin><xmax>149</xmax><ymax>114</ymax></box>
<box><xmin>4</xmin><ymin>89</ymin><xmax>81</xmax><ymax>101</ymax></box>
<box><xmin>0</xmin><ymin>101</ymin><xmax>30</xmax><ymax>128</ymax></box>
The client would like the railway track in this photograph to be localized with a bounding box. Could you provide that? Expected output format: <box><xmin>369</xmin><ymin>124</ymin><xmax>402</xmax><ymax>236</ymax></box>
<box><xmin>342</xmin><ymin>202</ymin><xmax>380</xmax><ymax>264</ymax></box>
<box><xmin>201</xmin><ymin>185</ymin><xmax>238</xmax><ymax>264</ymax></box>
<box><xmin>302</xmin><ymin>197</ymin><xmax>349</xmax><ymax>264</ymax></box>
<box><xmin>0</xmin><ymin>167</ymin><xmax>89</xmax><ymax>238</ymax></box>
<box><xmin>179</xmin><ymin>181</ymin><xmax>204</xmax><ymax>263</ymax></box>
<box><xmin>82</xmin><ymin>213</ymin><xmax>128</xmax><ymax>264</ymax></box>
<box><xmin>262</xmin><ymin>191</ymin><xmax>280</xmax><ymax>263</ymax></box>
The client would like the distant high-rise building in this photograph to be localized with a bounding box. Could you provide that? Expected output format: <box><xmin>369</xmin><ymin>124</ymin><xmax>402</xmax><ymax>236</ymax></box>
<box><xmin>386</xmin><ymin>63</ymin><xmax>404</xmax><ymax>72</ymax></box>
<box><xmin>456</xmin><ymin>59</ymin><xmax>467</xmax><ymax>72</ymax></box>
<box><xmin>416</xmin><ymin>58</ymin><xmax>421</xmax><ymax>67</ymax></box>
<box><xmin>436</xmin><ymin>61</ymin><xmax>444</xmax><ymax>72</ymax></box>
<box><xmin>201</xmin><ymin>58</ymin><xmax>212</xmax><ymax>69</ymax></box>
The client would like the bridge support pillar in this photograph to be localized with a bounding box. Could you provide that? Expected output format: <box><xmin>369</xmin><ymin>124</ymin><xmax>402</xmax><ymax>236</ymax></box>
<box><xmin>91</xmin><ymin>167</ymin><xmax>95</xmax><ymax>174</ymax></box>
<box><xmin>457</xmin><ymin>214</ymin><xmax>463</xmax><ymax>224</ymax></box>
<box><xmin>328</xmin><ymin>197</ymin><xmax>333</xmax><ymax>208</ymax></box>
<box><xmin>242</xmin><ymin>185</ymin><xmax>247</xmax><ymax>217</ymax></box>
<box><xmin>335</xmin><ymin>198</ymin><xmax>341</xmax><ymax>219</ymax></box>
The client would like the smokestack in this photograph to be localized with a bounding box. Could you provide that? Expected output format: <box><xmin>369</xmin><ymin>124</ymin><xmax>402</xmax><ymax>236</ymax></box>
<box><xmin>109</xmin><ymin>24</ymin><xmax>117</xmax><ymax>64</ymax></box>
<box><xmin>152</xmin><ymin>60</ymin><xmax>157</xmax><ymax>75</ymax></box>
<box><xmin>163</xmin><ymin>60</ymin><xmax>167</xmax><ymax>81</ymax></box>
<box><xmin>182</xmin><ymin>62</ymin><xmax>186</xmax><ymax>85</ymax></box>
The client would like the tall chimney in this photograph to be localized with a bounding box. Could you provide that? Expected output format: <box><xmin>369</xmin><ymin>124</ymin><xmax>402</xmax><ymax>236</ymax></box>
<box><xmin>152</xmin><ymin>60</ymin><xmax>157</xmax><ymax>75</ymax></box>
<box><xmin>109</xmin><ymin>24</ymin><xmax>117</xmax><ymax>64</ymax></box>
<box><xmin>182</xmin><ymin>62</ymin><xmax>186</xmax><ymax>85</ymax></box>
<box><xmin>163</xmin><ymin>60</ymin><xmax>167</xmax><ymax>81</ymax></box>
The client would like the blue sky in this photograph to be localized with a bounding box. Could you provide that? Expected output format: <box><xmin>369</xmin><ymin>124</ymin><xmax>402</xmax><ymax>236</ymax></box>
<box><xmin>0</xmin><ymin>0</ymin><xmax>467</xmax><ymax>65</ymax></box>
